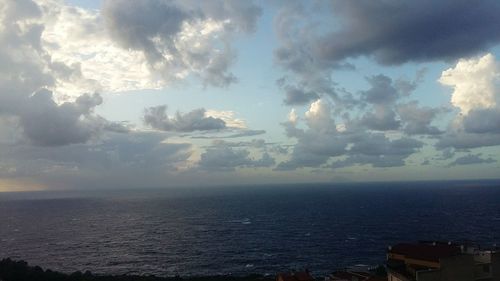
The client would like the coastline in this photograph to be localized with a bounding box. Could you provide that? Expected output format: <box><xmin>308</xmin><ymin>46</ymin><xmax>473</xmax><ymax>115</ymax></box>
<box><xmin>0</xmin><ymin>258</ymin><xmax>275</xmax><ymax>281</ymax></box>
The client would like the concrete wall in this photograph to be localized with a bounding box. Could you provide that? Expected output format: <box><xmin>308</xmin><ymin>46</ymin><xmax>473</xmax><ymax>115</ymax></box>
<box><xmin>416</xmin><ymin>269</ymin><xmax>441</xmax><ymax>281</ymax></box>
<box><xmin>387</xmin><ymin>272</ymin><xmax>409</xmax><ymax>281</ymax></box>
<box><xmin>491</xmin><ymin>252</ymin><xmax>500</xmax><ymax>281</ymax></box>
<box><xmin>438</xmin><ymin>255</ymin><xmax>474</xmax><ymax>281</ymax></box>
<box><xmin>415</xmin><ymin>255</ymin><xmax>475</xmax><ymax>281</ymax></box>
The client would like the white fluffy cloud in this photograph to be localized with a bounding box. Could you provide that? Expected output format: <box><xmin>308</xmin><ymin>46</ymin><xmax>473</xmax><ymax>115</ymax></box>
<box><xmin>436</xmin><ymin>53</ymin><xmax>500</xmax><ymax>151</ymax></box>
<box><xmin>0</xmin><ymin>0</ymin><xmax>126</xmax><ymax>146</ymax></box>
<box><xmin>10</xmin><ymin>0</ymin><xmax>262</xmax><ymax>98</ymax></box>
<box><xmin>204</xmin><ymin>110</ymin><xmax>247</xmax><ymax>129</ymax></box>
<box><xmin>100</xmin><ymin>0</ymin><xmax>261</xmax><ymax>89</ymax></box>
<box><xmin>439</xmin><ymin>53</ymin><xmax>499</xmax><ymax>114</ymax></box>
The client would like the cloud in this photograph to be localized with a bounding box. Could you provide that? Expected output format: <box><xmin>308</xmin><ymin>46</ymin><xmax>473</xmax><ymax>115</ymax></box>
<box><xmin>209</xmin><ymin>139</ymin><xmax>267</xmax><ymax>149</ymax></box>
<box><xmin>273</xmin><ymin>1</ymin><xmax>500</xmax><ymax>108</ymax></box>
<box><xmin>0</xmin><ymin>0</ymin><xmax>50</xmax><ymax>114</ymax></box>
<box><xmin>397</xmin><ymin>102</ymin><xmax>445</xmax><ymax>135</ymax></box>
<box><xmin>273</xmin><ymin>3</ymin><xmax>359</xmax><ymax>110</ymax></box>
<box><xmin>19</xmin><ymin>90</ymin><xmax>114</xmax><ymax>146</ymax></box>
<box><xmin>222</xmin><ymin>129</ymin><xmax>266</xmax><ymax>138</ymax></box>
<box><xmin>439</xmin><ymin>53</ymin><xmax>499</xmax><ymax>114</ymax></box>
<box><xmin>0</xmin><ymin>0</ymin><xmax>263</xmax><ymax>98</ymax></box>
<box><xmin>198</xmin><ymin>146</ymin><xmax>275</xmax><ymax>172</ymax></box>
<box><xmin>102</xmin><ymin>0</ymin><xmax>188</xmax><ymax>61</ymax></box>
<box><xmin>204</xmin><ymin>109</ymin><xmax>246</xmax><ymax>129</ymax></box>
<box><xmin>348</xmin><ymin>134</ymin><xmax>423</xmax><ymax>160</ymax></box>
<box><xmin>304</xmin><ymin>99</ymin><xmax>338</xmax><ymax>133</ymax></box>
<box><xmin>179</xmin><ymin>0</ymin><xmax>262</xmax><ymax>33</ymax></box>
<box><xmin>273</xmin><ymin>2</ymin><xmax>500</xmax><ymax>115</ymax></box>
<box><xmin>0</xmin><ymin>1</ymin><xmax>124</xmax><ymax>146</ymax></box>
<box><xmin>207</xmin><ymin>139</ymin><xmax>288</xmax><ymax>155</ymax></box>
<box><xmin>327</xmin><ymin>134</ymin><xmax>423</xmax><ymax>169</ymax></box>
<box><xmin>360</xmin><ymin>75</ymin><xmax>400</xmax><ymax>105</ymax></box>
<box><xmin>462</xmin><ymin>108</ymin><xmax>500</xmax><ymax>134</ymax></box>
<box><xmin>0</xmin><ymin>131</ymin><xmax>193</xmax><ymax>188</ymax></box>
<box><xmin>359</xmin><ymin>107</ymin><xmax>400</xmax><ymax>131</ymax></box>
<box><xmin>436</xmin><ymin>133</ymin><xmax>500</xmax><ymax>150</ymax></box>
<box><xmin>282</xmin><ymin>85</ymin><xmax>320</xmax><ymax>106</ymax></box>
<box><xmin>102</xmin><ymin>0</ymin><xmax>262</xmax><ymax>88</ymax></box>
<box><xmin>277</xmin><ymin>99</ymin><xmax>423</xmax><ymax>170</ymax></box>
<box><xmin>355</xmin><ymin>74</ymin><xmax>440</xmax><ymax>133</ymax></box>
<box><xmin>144</xmin><ymin>105</ymin><xmax>226</xmax><ymax>132</ymax></box>
<box><xmin>190</xmin><ymin>129</ymin><xmax>266</xmax><ymax>139</ymax></box>
<box><xmin>437</xmin><ymin>148</ymin><xmax>456</xmax><ymax>160</ymax></box>
<box><xmin>315</xmin><ymin>1</ymin><xmax>500</xmax><ymax>65</ymax></box>
<box><xmin>434</xmin><ymin>53</ymin><xmax>500</xmax><ymax>151</ymax></box>
<box><xmin>448</xmin><ymin>154</ymin><xmax>496</xmax><ymax>166</ymax></box>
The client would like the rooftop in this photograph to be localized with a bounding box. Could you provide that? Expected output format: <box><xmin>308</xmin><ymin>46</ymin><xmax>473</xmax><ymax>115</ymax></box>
<box><xmin>389</xmin><ymin>242</ymin><xmax>462</xmax><ymax>262</ymax></box>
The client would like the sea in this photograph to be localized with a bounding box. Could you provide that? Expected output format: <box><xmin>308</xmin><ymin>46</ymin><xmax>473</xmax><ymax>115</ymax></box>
<box><xmin>1</xmin><ymin>180</ymin><xmax>500</xmax><ymax>277</ymax></box>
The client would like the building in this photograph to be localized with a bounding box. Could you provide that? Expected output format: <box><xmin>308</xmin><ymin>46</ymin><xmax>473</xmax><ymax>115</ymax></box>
<box><xmin>386</xmin><ymin>241</ymin><xmax>500</xmax><ymax>281</ymax></box>
<box><xmin>330</xmin><ymin>270</ymin><xmax>372</xmax><ymax>281</ymax></box>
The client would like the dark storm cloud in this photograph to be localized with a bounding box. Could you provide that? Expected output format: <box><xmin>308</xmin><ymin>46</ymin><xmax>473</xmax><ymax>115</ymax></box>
<box><xmin>448</xmin><ymin>154</ymin><xmax>496</xmax><ymax>166</ymax></box>
<box><xmin>144</xmin><ymin>105</ymin><xmax>226</xmax><ymax>132</ymax></box>
<box><xmin>273</xmin><ymin>1</ymin><xmax>500</xmax><ymax>109</ymax></box>
<box><xmin>316</xmin><ymin>1</ymin><xmax>500</xmax><ymax>65</ymax></box>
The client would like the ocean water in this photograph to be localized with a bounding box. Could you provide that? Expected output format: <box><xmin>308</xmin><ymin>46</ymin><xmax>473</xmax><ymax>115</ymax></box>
<box><xmin>1</xmin><ymin>181</ymin><xmax>500</xmax><ymax>277</ymax></box>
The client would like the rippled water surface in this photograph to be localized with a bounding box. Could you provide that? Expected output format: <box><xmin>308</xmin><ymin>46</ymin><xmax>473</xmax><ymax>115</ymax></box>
<box><xmin>1</xmin><ymin>182</ymin><xmax>500</xmax><ymax>276</ymax></box>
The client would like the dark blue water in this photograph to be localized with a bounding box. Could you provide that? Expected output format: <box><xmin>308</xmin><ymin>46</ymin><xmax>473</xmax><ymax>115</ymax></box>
<box><xmin>1</xmin><ymin>181</ymin><xmax>500</xmax><ymax>277</ymax></box>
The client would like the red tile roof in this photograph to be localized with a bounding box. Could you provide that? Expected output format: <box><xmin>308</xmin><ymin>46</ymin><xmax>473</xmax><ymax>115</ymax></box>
<box><xmin>389</xmin><ymin>242</ymin><xmax>461</xmax><ymax>262</ymax></box>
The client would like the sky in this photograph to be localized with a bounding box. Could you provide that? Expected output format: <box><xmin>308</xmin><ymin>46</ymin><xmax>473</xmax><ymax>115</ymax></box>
<box><xmin>1</xmin><ymin>0</ymin><xmax>500</xmax><ymax>191</ymax></box>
